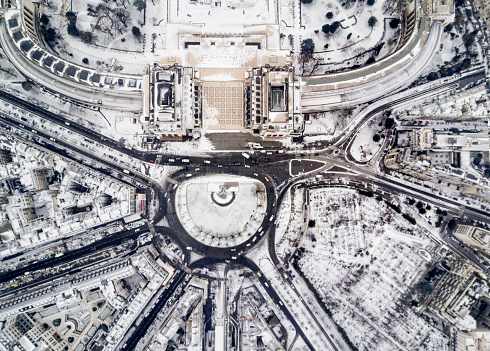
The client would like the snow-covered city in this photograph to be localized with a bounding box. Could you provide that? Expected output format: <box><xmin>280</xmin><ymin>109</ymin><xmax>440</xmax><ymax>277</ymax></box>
<box><xmin>0</xmin><ymin>0</ymin><xmax>488</xmax><ymax>350</ymax></box>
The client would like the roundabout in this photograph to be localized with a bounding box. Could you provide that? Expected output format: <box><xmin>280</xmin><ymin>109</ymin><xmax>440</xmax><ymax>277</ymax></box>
<box><xmin>175</xmin><ymin>175</ymin><xmax>267</xmax><ymax>248</ymax></box>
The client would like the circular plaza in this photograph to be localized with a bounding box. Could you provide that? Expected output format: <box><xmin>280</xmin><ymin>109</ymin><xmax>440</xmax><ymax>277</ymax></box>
<box><xmin>175</xmin><ymin>175</ymin><xmax>267</xmax><ymax>248</ymax></box>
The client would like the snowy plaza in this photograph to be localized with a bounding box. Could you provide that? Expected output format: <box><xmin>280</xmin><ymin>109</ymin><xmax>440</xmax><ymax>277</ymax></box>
<box><xmin>175</xmin><ymin>175</ymin><xmax>267</xmax><ymax>247</ymax></box>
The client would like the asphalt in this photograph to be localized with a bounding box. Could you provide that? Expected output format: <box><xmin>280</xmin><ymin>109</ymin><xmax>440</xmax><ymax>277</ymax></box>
<box><xmin>119</xmin><ymin>270</ymin><xmax>189</xmax><ymax>351</ymax></box>
<box><xmin>1</xmin><ymin>83</ymin><xmax>489</xmax><ymax>351</ymax></box>
<box><xmin>0</xmin><ymin>19</ymin><xmax>142</xmax><ymax>111</ymax></box>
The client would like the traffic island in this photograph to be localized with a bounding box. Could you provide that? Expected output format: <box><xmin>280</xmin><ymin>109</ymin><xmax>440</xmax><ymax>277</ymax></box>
<box><xmin>175</xmin><ymin>175</ymin><xmax>267</xmax><ymax>248</ymax></box>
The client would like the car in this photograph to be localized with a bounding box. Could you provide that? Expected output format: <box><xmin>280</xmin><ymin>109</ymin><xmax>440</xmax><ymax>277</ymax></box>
<box><xmin>150</xmin><ymin>160</ymin><xmax>154</xmax><ymax>163</ymax></box>
<box><xmin>133</xmin><ymin>118</ymin><xmax>137</xmax><ymax>124</ymax></box>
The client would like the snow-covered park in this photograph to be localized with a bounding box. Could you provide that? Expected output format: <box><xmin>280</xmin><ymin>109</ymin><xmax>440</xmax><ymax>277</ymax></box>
<box><xmin>296</xmin><ymin>0</ymin><xmax>400</xmax><ymax>74</ymax></box>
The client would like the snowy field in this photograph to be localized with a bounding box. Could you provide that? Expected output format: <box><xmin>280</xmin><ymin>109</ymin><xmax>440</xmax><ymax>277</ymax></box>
<box><xmin>295</xmin><ymin>188</ymin><xmax>448</xmax><ymax>350</ymax></box>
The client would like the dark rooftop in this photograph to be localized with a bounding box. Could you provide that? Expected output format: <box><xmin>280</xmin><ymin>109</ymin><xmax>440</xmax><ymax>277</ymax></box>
<box><xmin>20</xmin><ymin>40</ymin><xmax>34</xmax><ymax>52</ymax></box>
<box><xmin>91</xmin><ymin>74</ymin><xmax>101</xmax><ymax>83</ymax></box>
<box><xmin>43</xmin><ymin>56</ymin><xmax>54</xmax><ymax>67</ymax></box>
<box><xmin>54</xmin><ymin>61</ymin><xmax>65</xmax><ymax>73</ymax></box>
<box><xmin>12</xmin><ymin>31</ymin><xmax>23</xmax><ymax>42</ymax></box>
<box><xmin>447</xmin><ymin>137</ymin><xmax>458</xmax><ymax>145</ymax></box>
<box><xmin>8</xmin><ymin>18</ymin><xmax>19</xmax><ymax>28</ymax></box>
<box><xmin>65</xmin><ymin>66</ymin><xmax>77</xmax><ymax>77</ymax></box>
<box><xmin>31</xmin><ymin>50</ymin><xmax>43</xmax><ymax>61</ymax></box>
<box><xmin>79</xmin><ymin>70</ymin><xmax>89</xmax><ymax>80</ymax></box>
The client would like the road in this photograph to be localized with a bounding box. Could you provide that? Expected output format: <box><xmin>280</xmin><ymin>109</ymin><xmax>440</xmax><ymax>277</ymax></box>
<box><xmin>0</xmin><ymin>19</ymin><xmax>143</xmax><ymax>111</ymax></box>
<box><xmin>0</xmin><ymin>60</ymin><xmax>488</xmax><ymax>351</ymax></box>
<box><xmin>119</xmin><ymin>270</ymin><xmax>189</xmax><ymax>351</ymax></box>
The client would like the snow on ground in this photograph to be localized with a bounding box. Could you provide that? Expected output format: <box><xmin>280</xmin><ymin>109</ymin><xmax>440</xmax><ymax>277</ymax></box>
<box><xmin>399</xmin><ymin>88</ymin><xmax>488</xmax><ymax>119</ymax></box>
<box><xmin>170</xmin><ymin>0</ymin><xmax>277</xmax><ymax>26</ymax></box>
<box><xmin>297</xmin><ymin>0</ymin><xmax>400</xmax><ymax>74</ymax></box>
<box><xmin>43</xmin><ymin>0</ymin><xmax>147</xmax><ymax>73</ymax></box>
<box><xmin>175</xmin><ymin>175</ymin><xmax>267</xmax><ymax>247</ymax></box>
<box><xmin>161</xmin><ymin>134</ymin><xmax>216</xmax><ymax>154</ymax></box>
<box><xmin>0</xmin><ymin>49</ymin><xmax>24</xmax><ymax>81</ymax></box>
<box><xmin>189</xmin><ymin>45</ymin><xmax>258</xmax><ymax>68</ymax></box>
<box><xmin>295</xmin><ymin>188</ymin><xmax>447</xmax><ymax>351</ymax></box>
<box><xmin>421</xmin><ymin>29</ymin><xmax>464</xmax><ymax>77</ymax></box>
<box><xmin>71</xmin><ymin>0</ymin><xmax>144</xmax><ymax>47</ymax></box>
<box><xmin>275</xmin><ymin>190</ymin><xmax>291</xmax><ymax>244</ymax></box>
<box><xmin>303</xmin><ymin>105</ymin><xmax>365</xmax><ymax>144</ymax></box>
<box><xmin>304</xmin><ymin>110</ymin><xmax>349</xmax><ymax>139</ymax></box>
<box><xmin>350</xmin><ymin>113</ymin><xmax>385</xmax><ymax>162</ymax></box>
<box><xmin>419</xmin><ymin>8</ymin><xmax>481</xmax><ymax>80</ymax></box>
<box><xmin>186</xmin><ymin>182</ymin><xmax>258</xmax><ymax>236</ymax></box>
<box><xmin>275</xmin><ymin>186</ymin><xmax>305</xmax><ymax>262</ymax></box>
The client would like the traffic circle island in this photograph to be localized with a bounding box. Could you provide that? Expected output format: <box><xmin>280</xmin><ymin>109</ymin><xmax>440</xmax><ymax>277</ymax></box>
<box><xmin>175</xmin><ymin>175</ymin><xmax>267</xmax><ymax>248</ymax></box>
